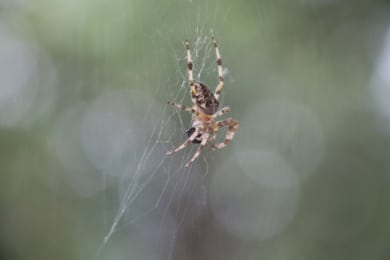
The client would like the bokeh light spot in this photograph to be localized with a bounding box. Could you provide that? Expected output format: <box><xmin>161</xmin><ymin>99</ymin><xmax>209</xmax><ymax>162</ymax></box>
<box><xmin>209</xmin><ymin>152</ymin><xmax>300</xmax><ymax>241</ymax></box>
<box><xmin>241</xmin><ymin>99</ymin><xmax>325</xmax><ymax>182</ymax></box>
<box><xmin>237</xmin><ymin>149</ymin><xmax>299</xmax><ymax>188</ymax></box>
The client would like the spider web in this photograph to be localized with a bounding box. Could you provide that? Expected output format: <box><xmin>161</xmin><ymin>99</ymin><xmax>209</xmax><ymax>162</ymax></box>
<box><xmin>3</xmin><ymin>1</ymin><xmax>388</xmax><ymax>260</ymax></box>
<box><xmin>90</xmin><ymin>1</ymin><xmax>320</xmax><ymax>259</ymax></box>
<box><xmin>93</xmin><ymin>11</ymin><xmax>225</xmax><ymax>260</ymax></box>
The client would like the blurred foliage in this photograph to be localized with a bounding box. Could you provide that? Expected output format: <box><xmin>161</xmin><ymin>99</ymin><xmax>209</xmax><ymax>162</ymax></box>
<box><xmin>1</xmin><ymin>0</ymin><xmax>390</xmax><ymax>259</ymax></box>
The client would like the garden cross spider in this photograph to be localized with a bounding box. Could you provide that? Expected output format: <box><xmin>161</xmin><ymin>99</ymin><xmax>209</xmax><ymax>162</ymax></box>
<box><xmin>167</xmin><ymin>36</ymin><xmax>239</xmax><ymax>167</ymax></box>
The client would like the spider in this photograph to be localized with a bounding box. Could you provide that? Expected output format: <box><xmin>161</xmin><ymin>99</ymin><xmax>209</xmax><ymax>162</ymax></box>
<box><xmin>167</xmin><ymin>36</ymin><xmax>239</xmax><ymax>167</ymax></box>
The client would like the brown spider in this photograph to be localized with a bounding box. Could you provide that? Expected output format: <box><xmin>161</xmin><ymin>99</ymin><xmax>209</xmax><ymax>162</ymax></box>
<box><xmin>167</xmin><ymin>36</ymin><xmax>239</xmax><ymax>167</ymax></box>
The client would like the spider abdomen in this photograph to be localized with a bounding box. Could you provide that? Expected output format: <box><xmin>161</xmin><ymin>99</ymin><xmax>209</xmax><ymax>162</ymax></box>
<box><xmin>193</xmin><ymin>82</ymin><xmax>219</xmax><ymax>115</ymax></box>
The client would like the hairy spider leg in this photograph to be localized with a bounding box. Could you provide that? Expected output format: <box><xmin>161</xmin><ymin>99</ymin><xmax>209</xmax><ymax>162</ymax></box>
<box><xmin>210</xmin><ymin>118</ymin><xmax>239</xmax><ymax>150</ymax></box>
<box><xmin>213</xmin><ymin>106</ymin><xmax>230</xmax><ymax>118</ymax></box>
<box><xmin>212</xmin><ymin>37</ymin><xmax>224</xmax><ymax>100</ymax></box>
<box><xmin>185</xmin><ymin>40</ymin><xmax>197</xmax><ymax>109</ymax></box>
<box><xmin>167</xmin><ymin>127</ymin><xmax>200</xmax><ymax>155</ymax></box>
<box><xmin>167</xmin><ymin>101</ymin><xmax>193</xmax><ymax>113</ymax></box>
<box><xmin>184</xmin><ymin>132</ymin><xmax>209</xmax><ymax>167</ymax></box>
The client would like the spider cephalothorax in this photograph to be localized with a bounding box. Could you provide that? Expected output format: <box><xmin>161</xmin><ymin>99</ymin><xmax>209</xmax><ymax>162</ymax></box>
<box><xmin>167</xmin><ymin>37</ymin><xmax>239</xmax><ymax>167</ymax></box>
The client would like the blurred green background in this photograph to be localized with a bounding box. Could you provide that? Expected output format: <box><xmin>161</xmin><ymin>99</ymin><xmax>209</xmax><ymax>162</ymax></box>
<box><xmin>1</xmin><ymin>0</ymin><xmax>390</xmax><ymax>259</ymax></box>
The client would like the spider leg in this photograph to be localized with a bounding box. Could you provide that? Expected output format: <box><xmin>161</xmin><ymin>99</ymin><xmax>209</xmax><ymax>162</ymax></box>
<box><xmin>185</xmin><ymin>132</ymin><xmax>209</xmax><ymax>167</ymax></box>
<box><xmin>211</xmin><ymin>36</ymin><xmax>224</xmax><ymax>100</ymax></box>
<box><xmin>185</xmin><ymin>40</ymin><xmax>194</xmax><ymax>83</ymax></box>
<box><xmin>167</xmin><ymin>127</ymin><xmax>200</xmax><ymax>155</ymax></box>
<box><xmin>210</xmin><ymin>118</ymin><xmax>239</xmax><ymax>151</ymax></box>
<box><xmin>213</xmin><ymin>106</ymin><xmax>230</xmax><ymax>118</ymax></box>
<box><xmin>185</xmin><ymin>40</ymin><xmax>197</xmax><ymax>108</ymax></box>
<box><xmin>167</xmin><ymin>101</ymin><xmax>193</xmax><ymax>113</ymax></box>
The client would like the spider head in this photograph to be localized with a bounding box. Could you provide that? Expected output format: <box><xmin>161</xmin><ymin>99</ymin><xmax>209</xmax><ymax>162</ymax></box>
<box><xmin>193</xmin><ymin>82</ymin><xmax>219</xmax><ymax>115</ymax></box>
